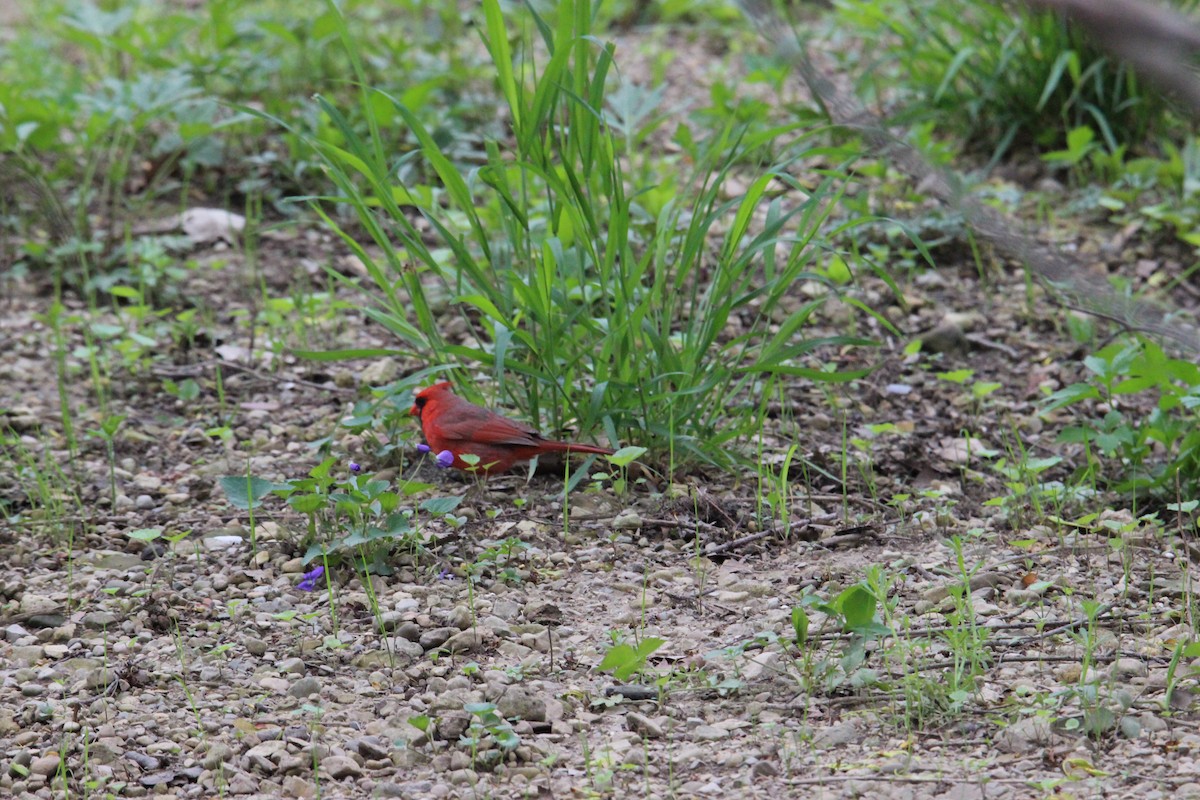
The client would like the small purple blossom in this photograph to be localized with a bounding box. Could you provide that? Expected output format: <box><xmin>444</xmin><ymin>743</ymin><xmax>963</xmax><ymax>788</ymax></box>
<box><xmin>297</xmin><ymin>565</ymin><xmax>325</xmax><ymax>592</ymax></box>
<box><xmin>349</xmin><ymin>462</ymin><xmax>362</xmax><ymax>473</ymax></box>
<box><xmin>435</xmin><ymin>449</ymin><xmax>455</xmax><ymax>469</ymax></box>
<box><xmin>417</xmin><ymin>443</ymin><xmax>431</xmax><ymax>455</ymax></box>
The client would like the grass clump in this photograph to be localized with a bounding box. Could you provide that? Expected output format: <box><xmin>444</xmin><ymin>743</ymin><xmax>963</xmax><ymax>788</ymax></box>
<box><xmin>838</xmin><ymin>0</ymin><xmax>1176</xmax><ymax>164</ymax></box>
<box><xmin>299</xmin><ymin>0</ymin><xmax>879</xmax><ymax>471</ymax></box>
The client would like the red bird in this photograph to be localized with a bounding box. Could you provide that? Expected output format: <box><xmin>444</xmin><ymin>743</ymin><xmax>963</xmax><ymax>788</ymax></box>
<box><xmin>410</xmin><ymin>381</ymin><xmax>614</xmax><ymax>474</ymax></box>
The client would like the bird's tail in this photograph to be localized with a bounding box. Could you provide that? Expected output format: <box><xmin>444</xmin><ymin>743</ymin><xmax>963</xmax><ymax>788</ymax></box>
<box><xmin>543</xmin><ymin>441</ymin><xmax>615</xmax><ymax>457</ymax></box>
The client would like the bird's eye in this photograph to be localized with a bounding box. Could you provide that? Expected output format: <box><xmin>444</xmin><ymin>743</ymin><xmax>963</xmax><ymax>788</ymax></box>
<box><xmin>414</xmin><ymin>396</ymin><xmax>426</xmax><ymax>408</ymax></box>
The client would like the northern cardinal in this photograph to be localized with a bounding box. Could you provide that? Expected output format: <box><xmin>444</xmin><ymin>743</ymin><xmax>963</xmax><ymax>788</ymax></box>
<box><xmin>410</xmin><ymin>381</ymin><xmax>615</xmax><ymax>474</ymax></box>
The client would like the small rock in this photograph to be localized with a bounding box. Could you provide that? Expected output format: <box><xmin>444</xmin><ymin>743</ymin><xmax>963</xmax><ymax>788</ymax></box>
<box><xmin>288</xmin><ymin>677</ymin><xmax>322</xmax><ymax>698</ymax></box>
<box><xmin>496</xmin><ymin>687</ymin><xmax>546</xmax><ymax>722</ymax></box>
<box><xmin>419</xmin><ymin>627</ymin><xmax>456</xmax><ymax>651</ymax></box>
<box><xmin>448</xmin><ymin>768</ymin><xmax>478</xmax><ymax>786</ymax></box>
<box><xmin>281</xmin><ymin>775</ymin><xmax>317</xmax><ymax>798</ymax></box>
<box><xmin>626</xmin><ymin>712</ymin><xmax>664</xmax><ymax>739</ymax></box>
<box><xmin>447</xmin><ymin>605</ymin><xmax>473</xmax><ymax>630</ymax></box>
<box><xmin>5</xmin><ymin>624</ymin><xmax>31</xmax><ymax>642</ymax></box>
<box><xmin>523</xmin><ymin>602</ymin><xmax>562</xmax><ymax>624</ymax></box>
<box><xmin>259</xmin><ymin>676</ymin><xmax>290</xmax><ymax>693</ymax></box>
<box><xmin>203</xmin><ymin>744</ymin><xmax>233</xmax><ymax>770</ymax></box>
<box><xmin>1112</xmin><ymin>657</ymin><xmax>1148</xmax><ymax>680</ymax></box>
<box><xmin>395</xmin><ymin>622</ymin><xmax>421</xmax><ymax>642</ymax></box>
<box><xmin>921</xmin><ymin>322</ymin><xmax>969</xmax><ymax>355</ymax></box>
<box><xmin>996</xmin><ymin>717</ymin><xmax>1055</xmax><ymax>754</ymax></box>
<box><xmin>29</xmin><ymin>754</ymin><xmax>61</xmax><ymax>777</ymax></box>
<box><xmin>445</xmin><ymin>629</ymin><xmax>489</xmax><ymax>654</ymax></box>
<box><xmin>435</xmin><ymin>713</ymin><xmax>471</xmax><ymax>742</ymax></box>
<box><xmin>812</xmin><ymin>721</ymin><xmax>860</xmax><ymax>749</ymax></box>
<box><xmin>492</xmin><ymin>599</ymin><xmax>521</xmax><ymax>620</ymax></box>
<box><xmin>350</xmin><ymin>736</ymin><xmax>390</xmax><ymax>760</ymax></box>
<box><xmin>378</xmin><ymin>611</ymin><xmax>404</xmax><ymax>632</ymax></box>
<box><xmin>361</xmin><ymin>360</ymin><xmax>399</xmax><ymax>386</ymax></box>
<box><xmin>278</xmin><ymin>657</ymin><xmax>306</xmax><ymax>675</ymax></box>
<box><xmin>245</xmin><ymin>638</ymin><xmax>268</xmax><ymax>657</ymax></box>
<box><xmin>133</xmin><ymin>473</ymin><xmax>163</xmax><ymax>492</ymax></box>
<box><xmin>319</xmin><ymin>755</ymin><xmax>361</xmax><ymax>779</ymax></box>
<box><xmin>692</xmin><ymin>725</ymin><xmax>729</xmax><ymax>741</ymax></box>
<box><xmin>226</xmin><ymin>769</ymin><xmax>260</xmax><ymax>794</ymax></box>
<box><xmin>741</xmin><ymin>651</ymin><xmax>781</xmax><ymax>682</ymax></box>
<box><xmin>19</xmin><ymin>595</ymin><xmax>60</xmax><ymax>616</ymax></box>
<box><xmin>125</xmin><ymin>751</ymin><xmax>160</xmax><ymax>770</ymax></box>
<box><xmin>613</xmin><ymin>510</ymin><xmax>642</xmax><ymax>530</ymax></box>
<box><xmin>81</xmin><ymin>611</ymin><xmax>119</xmax><ymax>630</ymax></box>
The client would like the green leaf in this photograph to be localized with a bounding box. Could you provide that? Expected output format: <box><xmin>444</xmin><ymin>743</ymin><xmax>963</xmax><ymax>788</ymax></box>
<box><xmin>791</xmin><ymin>606</ymin><xmax>809</xmax><ymax>646</ymax></box>
<box><xmin>837</xmin><ymin>585</ymin><xmax>877</xmax><ymax>631</ymax></box>
<box><xmin>608</xmin><ymin>446</ymin><xmax>647</xmax><ymax>466</ymax></box>
<box><xmin>219</xmin><ymin>476</ymin><xmax>290</xmax><ymax>510</ymax></box>
<box><xmin>288</xmin><ymin>494</ymin><xmax>325</xmax><ymax>514</ymax></box>
<box><xmin>127</xmin><ymin>528</ymin><xmax>162</xmax><ymax>542</ymax></box>
<box><xmin>420</xmin><ymin>496</ymin><xmax>462</xmax><ymax>515</ymax></box>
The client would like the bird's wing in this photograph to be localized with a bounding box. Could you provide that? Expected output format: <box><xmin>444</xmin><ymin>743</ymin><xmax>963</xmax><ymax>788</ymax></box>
<box><xmin>435</xmin><ymin>409</ymin><xmax>544</xmax><ymax>449</ymax></box>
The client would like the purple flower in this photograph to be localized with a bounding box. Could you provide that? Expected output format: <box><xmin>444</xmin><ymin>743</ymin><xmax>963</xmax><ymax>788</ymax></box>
<box><xmin>349</xmin><ymin>462</ymin><xmax>362</xmax><ymax>473</ymax></box>
<box><xmin>417</xmin><ymin>444</ymin><xmax>431</xmax><ymax>454</ymax></box>
<box><xmin>297</xmin><ymin>565</ymin><xmax>325</xmax><ymax>592</ymax></box>
<box><xmin>435</xmin><ymin>450</ymin><xmax>455</xmax><ymax>469</ymax></box>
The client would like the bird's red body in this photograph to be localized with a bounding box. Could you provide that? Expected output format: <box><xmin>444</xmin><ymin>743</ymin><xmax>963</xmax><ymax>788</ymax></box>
<box><xmin>410</xmin><ymin>382</ymin><xmax>614</xmax><ymax>474</ymax></box>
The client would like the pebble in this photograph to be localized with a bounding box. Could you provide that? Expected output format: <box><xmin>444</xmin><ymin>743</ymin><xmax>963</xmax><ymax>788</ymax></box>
<box><xmin>278</xmin><ymin>657</ymin><xmax>306</xmax><ymax>675</ymax></box>
<box><xmin>350</xmin><ymin>736</ymin><xmax>390</xmax><ymax>760</ymax></box>
<box><xmin>812</xmin><ymin>721</ymin><xmax>860</xmax><ymax>749</ymax></box>
<box><xmin>320</xmin><ymin>755</ymin><xmax>361</xmax><ymax>779</ymax></box>
<box><xmin>996</xmin><ymin>717</ymin><xmax>1055</xmax><ymax>753</ymax></box>
<box><xmin>259</xmin><ymin>676</ymin><xmax>290</xmax><ymax>693</ymax></box>
<box><xmin>692</xmin><ymin>725</ymin><xmax>729</xmax><ymax>741</ymax></box>
<box><xmin>497</xmin><ymin>687</ymin><xmax>546</xmax><ymax>722</ymax></box>
<box><xmin>420</xmin><ymin>627</ymin><xmax>456</xmax><ymax>650</ymax></box>
<box><xmin>445</xmin><ymin>629</ymin><xmax>488</xmax><ymax>654</ymax></box>
<box><xmin>288</xmin><ymin>677</ymin><xmax>322</xmax><ymax>698</ymax></box>
<box><xmin>29</xmin><ymin>754</ymin><xmax>60</xmax><ymax>777</ymax></box>
<box><xmin>626</xmin><ymin>712</ymin><xmax>665</xmax><ymax>739</ymax></box>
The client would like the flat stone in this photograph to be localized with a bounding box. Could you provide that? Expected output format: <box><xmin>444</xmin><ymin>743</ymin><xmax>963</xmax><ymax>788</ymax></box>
<box><xmin>281</xmin><ymin>776</ymin><xmax>316</xmax><ymax>798</ymax></box>
<box><xmin>29</xmin><ymin>754</ymin><xmax>61</xmax><ymax>777</ymax></box>
<box><xmin>996</xmin><ymin>717</ymin><xmax>1055</xmax><ymax>754</ymax></box>
<box><xmin>445</xmin><ymin>629</ymin><xmax>489</xmax><ymax>654</ymax></box>
<box><xmin>626</xmin><ymin>712</ymin><xmax>664</xmax><ymax>739</ymax></box>
<box><xmin>277</xmin><ymin>657</ymin><xmax>306</xmax><ymax>675</ymax></box>
<box><xmin>259</xmin><ymin>676</ymin><xmax>290</xmax><ymax>693</ymax></box>
<box><xmin>81</xmin><ymin>611</ymin><xmax>119</xmax><ymax>630</ymax></box>
<box><xmin>288</xmin><ymin>677</ymin><xmax>322</xmax><ymax>698</ymax></box>
<box><xmin>692</xmin><ymin>725</ymin><xmax>729</xmax><ymax>741</ymax></box>
<box><xmin>812</xmin><ymin>721</ymin><xmax>860</xmax><ymax>749</ymax></box>
<box><xmin>350</xmin><ymin>736</ymin><xmax>390</xmax><ymax>760</ymax></box>
<box><xmin>496</xmin><ymin>687</ymin><xmax>546</xmax><ymax>722</ymax></box>
<box><xmin>320</xmin><ymin>755</ymin><xmax>361</xmax><ymax>779</ymax></box>
<box><xmin>419</xmin><ymin>627</ymin><xmax>456</xmax><ymax>650</ymax></box>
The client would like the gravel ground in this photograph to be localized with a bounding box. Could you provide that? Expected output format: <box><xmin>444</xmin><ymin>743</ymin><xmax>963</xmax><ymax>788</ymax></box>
<box><xmin>5</xmin><ymin>17</ymin><xmax>1200</xmax><ymax>800</ymax></box>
